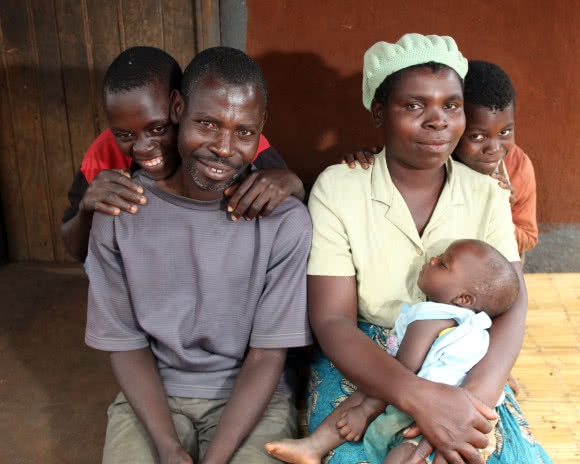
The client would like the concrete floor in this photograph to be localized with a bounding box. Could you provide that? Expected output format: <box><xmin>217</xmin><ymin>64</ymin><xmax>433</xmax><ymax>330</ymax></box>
<box><xmin>525</xmin><ymin>224</ymin><xmax>580</xmax><ymax>273</ymax></box>
<box><xmin>0</xmin><ymin>263</ymin><xmax>116</xmax><ymax>464</ymax></box>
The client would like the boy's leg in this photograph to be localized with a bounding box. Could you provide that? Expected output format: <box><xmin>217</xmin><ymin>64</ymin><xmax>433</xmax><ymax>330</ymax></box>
<box><xmin>196</xmin><ymin>392</ymin><xmax>298</xmax><ymax>464</ymax></box>
<box><xmin>264</xmin><ymin>390</ymin><xmax>371</xmax><ymax>464</ymax></box>
<box><xmin>102</xmin><ymin>393</ymin><xmax>198</xmax><ymax>464</ymax></box>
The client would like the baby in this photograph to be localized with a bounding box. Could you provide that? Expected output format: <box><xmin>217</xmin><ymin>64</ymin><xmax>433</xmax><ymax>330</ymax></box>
<box><xmin>266</xmin><ymin>239</ymin><xmax>520</xmax><ymax>464</ymax></box>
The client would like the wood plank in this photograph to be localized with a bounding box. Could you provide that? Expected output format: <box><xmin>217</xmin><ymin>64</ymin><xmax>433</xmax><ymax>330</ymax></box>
<box><xmin>121</xmin><ymin>0</ymin><xmax>163</xmax><ymax>49</ymax></box>
<box><xmin>0</xmin><ymin>0</ymin><xmax>55</xmax><ymax>261</ymax></box>
<box><xmin>86</xmin><ymin>0</ymin><xmax>122</xmax><ymax>134</ymax></box>
<box><xmin>54</xmin><ymin>0</ymin><xmax>99</xmax><ymax>171</ymax></box>
<box><xmin>29</xmin><ymin>0</ymin><xmax>76</xmax><ymax>262</ymax></box>
<box><xmin>195</xmin><ymin>0</ymin><xmax>220</xmax><ymax>51</ymax></box>
<box><xmin>161</xmin><ymin>0</ymin><xmax>196</xmax><ymax>69</ymax></box>
<box><xmin>0</xmin><ymin>22</ymin><xmax>29</xmax><ymax>261</ymax></box>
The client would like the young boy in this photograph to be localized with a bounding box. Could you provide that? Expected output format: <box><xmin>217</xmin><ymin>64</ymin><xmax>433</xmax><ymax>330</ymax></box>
<box><xmin>455</xmin><ymin>60</ymin><xmax>538</xmax><ymax>256</ymax></box>
<box><xmin>265</xmin><ymin>239</ymin><xmax>520</xmax><ymax>464</ymax></box>
<box><xmin>343</xmin><ymin>60</ymin><xmax>538</xmax><ymax>257</ymax></box>
<box><xmin>61</xmin><ymin>46</ymin><xmax>304</xmax><ymax>262</ymax></box>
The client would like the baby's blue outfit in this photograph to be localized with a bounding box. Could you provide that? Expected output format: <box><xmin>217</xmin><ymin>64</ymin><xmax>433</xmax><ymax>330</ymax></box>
<box><xmin>364</xmin><ymin>302</ymin><xmax>492</xmax><ymax>464</ymax></box>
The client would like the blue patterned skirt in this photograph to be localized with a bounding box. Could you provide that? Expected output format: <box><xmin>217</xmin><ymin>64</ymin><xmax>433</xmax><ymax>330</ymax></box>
<box><xmin>306</xmin><ymin>321</ymin><xmax>553</xmax><ymax>463</ymax></box>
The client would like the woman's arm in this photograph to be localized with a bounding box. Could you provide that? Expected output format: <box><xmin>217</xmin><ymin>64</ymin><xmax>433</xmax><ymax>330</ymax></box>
<box><xmin>309</xmin><ymin>275</ymin><xmax>495</xmax><ymax>464</ymax></box>
<box><xmin>461</xmin><ymin>261</ymin><xmax>527</xmax><ymax>406</ymax></box>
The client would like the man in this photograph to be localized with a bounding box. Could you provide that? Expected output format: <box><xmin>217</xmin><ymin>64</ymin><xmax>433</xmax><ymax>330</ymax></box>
<box><xmin>61</xmin><ymin>46</ymin><xmax>304</xmax><ymax>262</ymax></box>
<box><xmin>85</xmin><ymin>47</ymin><xmax>312</xmax><ymax>463</ymax></box>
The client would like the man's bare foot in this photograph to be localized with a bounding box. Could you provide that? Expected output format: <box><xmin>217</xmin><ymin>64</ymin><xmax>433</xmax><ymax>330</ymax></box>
<box><xmin>336</xmin><ymin>405</ymin><xmax>371</xmax><ymax>442</ymax></box>
<box><xmin>265</xmin><ymin>438</ymin><xmax>322</xmax><ymax>464</ymax></box>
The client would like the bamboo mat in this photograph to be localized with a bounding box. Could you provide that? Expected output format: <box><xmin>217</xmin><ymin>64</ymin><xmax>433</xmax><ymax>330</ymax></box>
<box><xmin>512</xmin><ymin>273</ymin><xmax>580</xmax><ymax>463</ymax></box>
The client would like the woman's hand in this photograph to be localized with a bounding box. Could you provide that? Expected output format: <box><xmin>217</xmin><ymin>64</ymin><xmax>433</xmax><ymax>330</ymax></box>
<box><xmin>405</xmin><ymin>383</ymin><xmax>498</xmax><ymax>464</ymax></box>
<box><xmin>340</xmin><ymin>146</ymin><xmax>381</xmax><ymax>169</ymax></box>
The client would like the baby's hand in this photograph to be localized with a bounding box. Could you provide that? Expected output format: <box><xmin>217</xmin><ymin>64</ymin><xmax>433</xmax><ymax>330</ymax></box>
<box><xmin>491</xmin><ymin>172</ymin><xmax>517</xmax><ymax>206</ymax></box>
<box><xmin>335</xmin><ymin>405</ymin><xmax>371</xmax><ymax>442</ymax></box>
<box><xmin>340</xmin><ymin>146</ymin><xmax>381</xmax><ymax>169</ymax></box>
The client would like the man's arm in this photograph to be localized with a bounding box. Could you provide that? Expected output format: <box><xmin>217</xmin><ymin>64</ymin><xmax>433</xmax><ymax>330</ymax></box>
<box><xmin>61</xmin><ymin>169</ymin><xmax>146</xmax><ymax>261</ymax></box>
<box><xmin>110</xmin><ymin>348</ymin><xmax>192</xmax><ymax>464</ymax></box>
<box><xmin>200</xmin><ymin>347</ymin><xmax>287</xmax><ymax>464</ymax></box>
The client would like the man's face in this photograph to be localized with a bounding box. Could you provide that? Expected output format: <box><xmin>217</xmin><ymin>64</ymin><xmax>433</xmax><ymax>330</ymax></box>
<box><xmin>172</xmin><ymin>75</ymin><xmax>265</xmax><ymax>193</ymax></box>
<box><xmin>417</xmin><ymin>240</ymin><xmax>483</xmax><ymax>305</ymax></box>
<box><xmin>373</xmin><ymin>67</ymin><xmax>465</xmax><ymax>171</ymax></box>
<box><xmin>105</xmin><ymin>82</ymin><xmax>179</xmax><ymax>181</ymax></box>
<box><xmin>454</xmin><ymin>103</ymin><xmax>515</xmax><ymax>175</ymax></box>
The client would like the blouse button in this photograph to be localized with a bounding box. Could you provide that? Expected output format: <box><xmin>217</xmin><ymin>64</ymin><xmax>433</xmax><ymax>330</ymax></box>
<box><xmin>417</xmin><ymin>248</ymin><xmax>424</xmax><ymax>256</ymax></box>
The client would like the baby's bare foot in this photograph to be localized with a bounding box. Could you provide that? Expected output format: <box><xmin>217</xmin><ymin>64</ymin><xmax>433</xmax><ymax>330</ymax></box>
<box><xmin>336</xmin><ymin>406</ymin><xmax>371</xmax><ymax>442</ymax></box>
<box><xmin>265</xmin><ymin>438</ymin><xmax>322</xmax><ymax>464</ymax></box>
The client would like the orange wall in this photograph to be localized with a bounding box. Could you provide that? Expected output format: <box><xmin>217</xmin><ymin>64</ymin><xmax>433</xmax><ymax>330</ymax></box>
<box><xmin>246</xmin><ymin>0</ymin><xmax>580</xmax><ymax>223</ymax></box>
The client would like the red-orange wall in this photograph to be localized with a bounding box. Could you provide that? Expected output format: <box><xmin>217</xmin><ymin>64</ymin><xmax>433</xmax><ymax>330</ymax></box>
<box><xmin>246</xmin><ymin>0</ymin><xmax>579</xmax><ymax>223</ymax></box>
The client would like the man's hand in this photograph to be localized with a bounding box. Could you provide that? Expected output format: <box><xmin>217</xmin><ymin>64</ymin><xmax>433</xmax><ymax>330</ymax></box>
<box><xmin>404</xmin><ymin>384</ymin><xmax>498</xmax><ymax>464</ymax></box>
<box><xmin>79</xmin><ymin>169</ymin><xmax>147</xmax><ymax>216</ymax></box>
<box><xmin>224</xmin><ymin>169</ymin><xmax>304</xmax><ymax>221</ymax></box>
<box><xmin>491</xmin><ymin>172</ymin><xmax>517</xmax><ymax>206</ymax></box>
<box><xmin>340</xmin><ymin>146</ymin><xmax>381</xmax><ymax>169</ymax></box>
<box><xmin>159</xmin><ymin>445</ymin><xmax>193</xmax><ymax>464</ymax></box>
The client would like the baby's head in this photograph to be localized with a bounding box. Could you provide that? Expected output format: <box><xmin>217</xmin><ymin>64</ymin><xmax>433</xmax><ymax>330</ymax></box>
<box><xmin>417</xmin><ymin>239</ymin><xmax>519</xmax><ymax>317</ymax></box>
<box><xmin>453</xmin><ymin>60</ymin><xmax>516</xmax><ymax>175</ymax></box>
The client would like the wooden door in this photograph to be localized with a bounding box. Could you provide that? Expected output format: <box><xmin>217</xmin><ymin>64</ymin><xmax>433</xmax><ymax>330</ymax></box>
<box><xmin>0</xmin><ymin>0</ymin><xmax>219</xmax><ymax>262</ymax></box>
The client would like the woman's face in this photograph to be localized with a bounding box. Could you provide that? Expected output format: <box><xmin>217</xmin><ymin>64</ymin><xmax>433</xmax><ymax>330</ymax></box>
<box><xmin>373</xmin><ymin>67</ymin><xmax>465</xmax><ymax>171</ymax></box>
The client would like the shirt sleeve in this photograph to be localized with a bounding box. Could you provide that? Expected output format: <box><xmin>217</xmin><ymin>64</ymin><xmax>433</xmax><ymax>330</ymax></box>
<box><xmin>62</xmin><ymin>169</ymin><xmax>88</xmax><ymax>223</ymax></box>
<box><xmin>510</xmin><ymin>154</ymin><xmax>538</xmax><ymax>253</ymax></box>
<box><xmin>307</xmin><ymin>171</ymin><xmax>356</xmax><ymax>276</ymax></box>
<box><xmin>252</xmin><ymin>145</ymin><xmax>288</xmax><ymax>170</ymax></box>
<box><xmin>250</xmin><ymin>204</ymin><xmax>313</xmax><ymax>348</ymax></box>
<box><xmin>85</xmin><ymin>213</ymin><xmax>149</xmax><ymax>352</ymax></box>
<box><xmin>485</xmin><ymin>184</ymin><xmax>521</xmax><ymax>263</ymax></box>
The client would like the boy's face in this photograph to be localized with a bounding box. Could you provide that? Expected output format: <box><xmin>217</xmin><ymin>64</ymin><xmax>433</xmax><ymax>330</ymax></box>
<box><xmin>454</xmin><ymin>102</ymin><xmax>515</xmax><ymax>175</ymax></box>
<box><xmin>171</xmin><ymin>74</ymin><xmax>265</xmax><ymax>193</ymax></box>
<box><xmin>417</xmin><ymin>240</ymin><xmax>484</xmax><ymax>306</ymax></box>
<box><xmin>373</xmin><ymin>67</ymin><xmax>465</xmax><ymax>171</ymax></box>
<box><xmin>105</xmin><ymin>82</ymin><xmax>179</xmax><ymax>181</ymax></box>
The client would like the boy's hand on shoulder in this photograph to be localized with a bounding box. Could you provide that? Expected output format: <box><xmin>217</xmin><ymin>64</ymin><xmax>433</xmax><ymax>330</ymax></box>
<box><xmin>491</xmin><ymin>172</ymin><xmax>517</xmax><ymax>205</ymax></box>
<box><xmin>340</xmin><ymin>146</ymin><xmax>381</xmax><ymax>169</ymax></box>
<box><xmin>224</xmin><ymin>168</ymin><xmax>304</xmax><ymax>221</ymax></box>
<box><xmin>80</xmin><ymin>168</ymin><xmax>147</xmax><ymax>216</ymax></box>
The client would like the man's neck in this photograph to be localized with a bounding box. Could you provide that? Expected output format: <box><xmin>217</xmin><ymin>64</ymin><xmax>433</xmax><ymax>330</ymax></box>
<box><xmin>156</xmin><ymin>165</ymin><xmax>225</xmax><ymax>201</ymax></box>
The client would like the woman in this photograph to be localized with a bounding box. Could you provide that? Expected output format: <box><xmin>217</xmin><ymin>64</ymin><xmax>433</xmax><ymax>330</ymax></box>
<box><xmin>305</xmin><ymin>34</ymin><xmax>551</xmax><ymax>463</ymax></box>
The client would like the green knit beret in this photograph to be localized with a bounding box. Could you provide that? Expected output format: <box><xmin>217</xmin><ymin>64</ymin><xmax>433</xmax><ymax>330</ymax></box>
<box><xmin>362</xmin><ymin>33</ymin><xmax>468</xmax><ymax>111</ymax></box>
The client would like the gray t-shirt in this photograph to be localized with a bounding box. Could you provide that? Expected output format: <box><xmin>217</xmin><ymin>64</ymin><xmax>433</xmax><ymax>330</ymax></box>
<box><xmin>86</xmin><ymin>171</ymin><xmax>313</xmax><ymax>399</ymax></box>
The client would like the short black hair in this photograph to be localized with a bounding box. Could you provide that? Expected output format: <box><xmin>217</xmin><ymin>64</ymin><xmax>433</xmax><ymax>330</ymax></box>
<box><xmin>464</xmin><ymin>60</ymin><xmax>515</xmax><ymax>111</ymax></box>
<box><xmin>374</xmin><ymin>62</ymin><xmax>462</xmax><ymax>106</ymax></box>
<box><xmin>103</xmin><ymin>46</ymin><xmax>182</xmax><ymax>94</ymax></box>
<box><xmin>181</xmin><ymin>46</ymin><xmax>267</xmax><ymax>105</ymax></box>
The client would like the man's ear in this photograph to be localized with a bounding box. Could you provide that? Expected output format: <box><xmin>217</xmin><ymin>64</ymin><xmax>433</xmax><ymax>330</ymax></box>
<box><xmin>371</xmin><ymin>99</ymin><xmax>383</xmax><ymax>128</ymax></box>
<box><xmin>260</xmin><ymin>110</ymin><xmax>268</xmax><ymax>132</ymax></box>
<box><xmin>451</xmin><ymin>293</ymin><xmax>476</xmax><ymax>308</ymax></box>
<box><xmin>170</xmin><ymin>89</ymin><xmax>184</xmax><ymax>124</ymax></box>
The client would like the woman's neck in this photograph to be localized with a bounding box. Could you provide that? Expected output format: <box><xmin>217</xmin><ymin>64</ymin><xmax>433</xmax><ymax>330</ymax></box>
<box><xmin>386</xmin><ymin>157</ymin><xmax>447</xmax><ymax>192</ymax></box>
